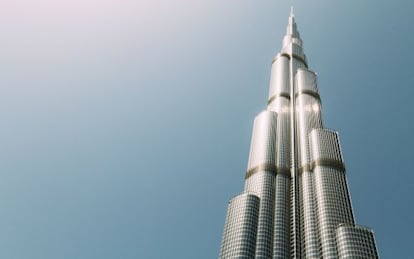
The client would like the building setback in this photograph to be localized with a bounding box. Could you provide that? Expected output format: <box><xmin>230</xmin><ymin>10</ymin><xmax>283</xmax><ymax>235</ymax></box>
<box><xmin>219</xmin><ymin>10</ymin><xmax>379</xmax><ymax>259</ymax></box>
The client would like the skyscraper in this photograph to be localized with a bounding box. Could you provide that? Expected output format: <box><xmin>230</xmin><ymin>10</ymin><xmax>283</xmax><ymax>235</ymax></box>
<box><xmin>219</xmin><ymin>10</ymin><xmax>379</xmax><ymax>259</ymax></box>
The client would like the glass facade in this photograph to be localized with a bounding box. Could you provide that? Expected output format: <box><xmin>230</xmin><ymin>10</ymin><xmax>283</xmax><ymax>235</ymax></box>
<box><xmin>219</xmin><ymin>11</ymin><xmax>379</xmax><ymax>259</ymax></box>
<box><xmin>336</xmin><ymin>224</ymin><xmax>379</xmax><ymax>259</ymax></box>
<box><xmin>219</xmin><ymin>193</ymin><xmax>260</xmax><ymax>259</ymax></box>
<box><xmin>245</xmin><ymin>111</ymin><xmax>278</xmax><ymax>258</ymax></box>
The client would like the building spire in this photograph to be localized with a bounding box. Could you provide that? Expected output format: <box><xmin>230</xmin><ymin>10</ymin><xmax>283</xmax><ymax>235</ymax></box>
<box><xmin>286</xmin><ymin>7</ymin><xmax>297</xmax><ymax>38</ymax></box>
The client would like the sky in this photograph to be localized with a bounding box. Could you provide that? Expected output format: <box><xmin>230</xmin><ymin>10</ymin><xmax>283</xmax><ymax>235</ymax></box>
<box><xmin>0</xmin><ymin>0</ymin><xmax>413</xmax><ymax>258</ymax></box>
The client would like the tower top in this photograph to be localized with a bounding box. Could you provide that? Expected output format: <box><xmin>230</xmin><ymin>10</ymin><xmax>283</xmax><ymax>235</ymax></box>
<box><xmin>290</xmin><ymin>6</ymin><xmax>294</xmax><ymax>17</ymax></box>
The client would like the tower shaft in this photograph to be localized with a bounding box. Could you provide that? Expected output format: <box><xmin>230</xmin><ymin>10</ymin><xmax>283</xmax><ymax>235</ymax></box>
<box><xmin>219</xmin><ymin>12</ymin><xmax>379</xmax><ymax>259</ymax></box>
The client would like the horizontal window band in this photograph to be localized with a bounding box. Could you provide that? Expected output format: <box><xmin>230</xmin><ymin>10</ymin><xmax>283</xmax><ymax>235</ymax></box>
<box><xmin>245</xmin><ymin>163</ymin><xmax>291</xmax><ymax>179</ymax></box>
<box><xmin>271</xmin><ymin>53</ymin><xmax>308</xmax><ymax>68</ymax></box>
<box><xmin>298</xmin><ymin>164</ymin><xmax>312</xmax><ymax>173</ymax></box>
<box><xmin>292</xmin><ymin>54</ymin><xmax>308</xmax><ymax>66</ymax></box>
<box><xmin>298</xmin><ymin>159</ymin><xmax>346</xmax><ymax>174</ymax></box>
<box><xmin>268</xmin><ymin>92</ymin><xmax>290</xmax><ymax>104</ymax></box>
<box><xmin>295</xmin><ymin>89</ymin><xmax>321</xmax><ymax>102</ymax></box>
<box><xmin>268</xmin><ymin>90</ymin><xmax>321</xmax><ymax>106</ymax></box>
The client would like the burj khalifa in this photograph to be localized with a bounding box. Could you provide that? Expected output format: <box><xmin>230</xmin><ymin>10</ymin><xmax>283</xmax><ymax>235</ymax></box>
<box><xmin>219</xmin><ymin>10</ymin><xmax>379</xmax><ymax>259</ymax></box>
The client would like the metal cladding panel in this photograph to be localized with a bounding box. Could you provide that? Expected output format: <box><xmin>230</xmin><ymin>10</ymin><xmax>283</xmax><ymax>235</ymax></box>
<box><xmin>247</xmin><ymin>111</ymin><xmax>278</xmax><ymax>171</ymax></box>
<box><xmin>280</xmin><ymin>44</ymin><xmax>306</xmax><ymax>65</ymax></box>
<box><xmin>295</xmin><ymin>68</ymin><xmax>323</xmax><ymax>167</ymax></box>
<box><xmin>275</xmin><ymin>112</ymin><xmax>291</xmax><ymax>169</ymax></box>
<box><xmin>268</xmin><ymin>95</ymin><xmax>291</xmax><ymax>170</ymax></box>
<box><xmin>292</xmin><ymin>44</ymin><xmax>305</xmax><ymax>61</ymax></box>
<box><xmin>310</xmin><ymin>129</ymin><xmax>353</xmax><ymax>258</ymax></box>
<box><xmin>309</xmin><ymin>129</ymin><xmax>343</xmax><ymax>164</ymax></box>
<box><xmin>298</xmin><ymin>171</ymin><xmax>320</xmax><ymax>258</ymax></box>
<box><xmin>282</xmin><ymin>35</ymin><xmax>291</xmax><ymax>48</ymax></box>
<box><xmin>295</xmin><ymin>94</ymin><xmax>323</xmax><ymax>167</ymax></box>
<box><xmin>292</xmin><ymin>58</ymin><xmax>307</xmax><ymax>73</ymax></box>
<box><xmin>296</xmin><ymin>69</ymin><xmax>318</xmax><ymax>93</ymax></box>
<box><xmin>219</xmin><ymin>193</ymin><xmax>260</xmax><ymax>259</ymax></box>
<box><xmin>268</xmin><ymin>55</ymin><xmax>289</xmax><ymax>100</ymax></box>
<box><xmin>313</xmin><ymin>167</ymin><xmax>355</xmax><ymax>258</ymax></box>
<box><xmin>272</xmin><ymin>174</ymin><xmax>291</xmax><ymax>258</ymax></box>
<box><xmin>244</xmin><ymin>171</ymin><xmax>275</xmax><ymax>259</ymax></box>
<box><xmin>336</xmin><ymin>224</ymin><xmax>379</xmax><ymax>259</ymax></box>
<box><xmin>268</xmin><ymin>92</ymin><xmax>290</xmax><ymax>114</ymax></box>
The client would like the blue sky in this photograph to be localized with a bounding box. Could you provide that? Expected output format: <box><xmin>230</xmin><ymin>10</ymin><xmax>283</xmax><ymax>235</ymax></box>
<box><xmin>1</xmin><ymin>1</ymin><xmax>413</xmax><ymax>258</ymax></box>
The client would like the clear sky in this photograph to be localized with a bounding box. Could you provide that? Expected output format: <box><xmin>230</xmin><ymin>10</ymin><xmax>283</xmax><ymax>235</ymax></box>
<box><xmin>1</xmin><ymin>0</ymin><xmax>413</xmax><ymax>258</ymax></box>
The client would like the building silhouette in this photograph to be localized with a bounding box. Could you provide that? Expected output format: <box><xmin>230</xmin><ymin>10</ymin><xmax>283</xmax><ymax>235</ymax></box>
<box><xmin>219</xmin><ymin>10</ymin><xmax>379</xmax><ymax>259</ymax></box>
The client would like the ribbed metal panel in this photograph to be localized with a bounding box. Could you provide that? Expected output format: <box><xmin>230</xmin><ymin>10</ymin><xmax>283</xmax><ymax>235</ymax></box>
<box><xmin>309</xmin><ymin>129</ymin><xmax>343</xmax><ymax>164</ymax></box>
<box><xmin>220</xmin><ymin>193</ymin><xmax>260</xmax><ymax>259</ymax></box>
<box><xmin>275</xmin><ymin>112</ymin><xmax>291</xmax><ymax>169</ymax></box>
<box><xmin>245</xmin><ymin>111</ymin><xmax>278</xmax><ymax>258</ymax></box>
<box><xmin>272</xmin><ymin>174</ymin><xmax>291</xmax><ymax>259</ymax></box>
<box><xmin>296</xmin><ymin>94</ymin><xmax>323</xmax><ymax>167</ymax></box>
<box><xmin>267</xmin><ymin>56</ymin><xmax>290</xmax><ymax>170</ymax></box>
<box><xmin>310</xmin><ymin>129</ymin><xmax>354</xmax><ymax>258</ymax></box>
<box><xmin>245</xmin><ymin>171</ymin><xmax>275</xmax><ymax>259</ymax></box>
<box><xmin>280</xmin><ymin>44</ymin><xmax>307</xmax><ymax>66</ymax></box>
<box><xmin>296</xmin><ymin>68</ymin><xmax>318</xmax><ymax>93</ymax></box>
<box><xmin>247</xmin><ymin>111</ymin><xmax>278</xmax><ymax>171</ymax></box>
<box><xmin>314</xmin><ymin>167</ymin><xmax>354</xmax><ymax>258</ymax></box>
<box><xmin>299</xmin><ymin>170</ymin><xmax>320</xmax><ymax>258</ymax></box>
<box><xmin>267</xmin><ymin>56</ymin><xmax>291</xmax><ymax>258</ymax></box>
<box><xmin>294</xmin><ymin>68</ymin><xmax>323</xmax><ymax>258</ymax></box>
<box><xmin>288</xmin><ymin>38</ymin><xmax>308</xmax><ymax>259</ymax></box>
<box><xmin>268</xmin><ymin>55</ymin><xmax>289</xmax><ymax>102</ymax></box>
<box><xmin>336</xmin><ymin>224</ymin><xmax>379</xmax><ymax>259</ymax></box>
